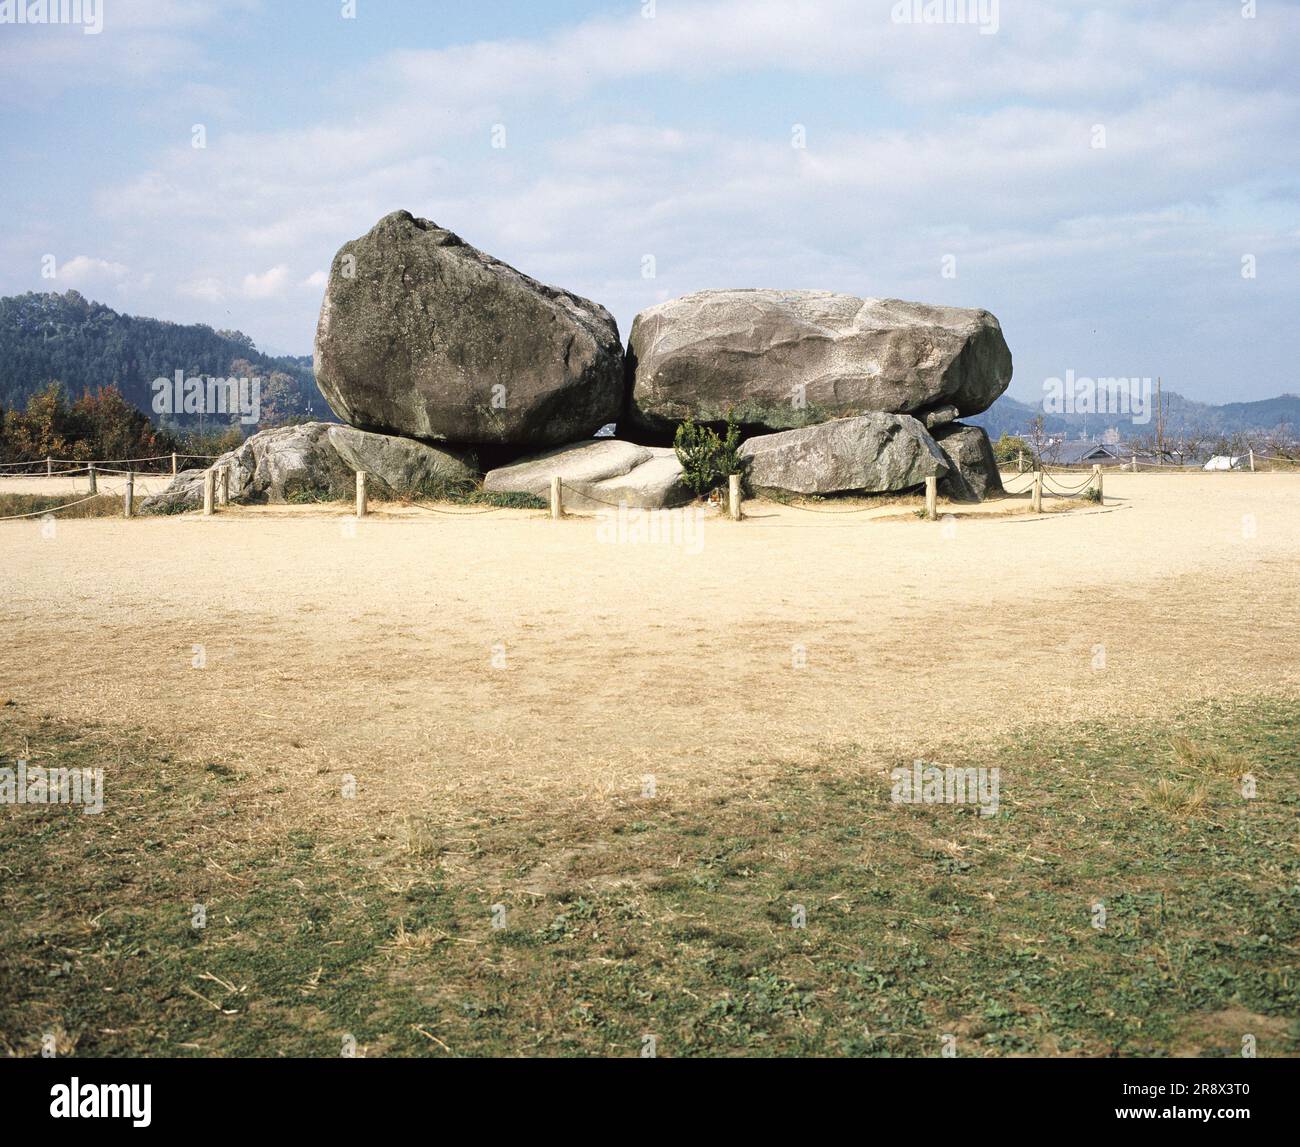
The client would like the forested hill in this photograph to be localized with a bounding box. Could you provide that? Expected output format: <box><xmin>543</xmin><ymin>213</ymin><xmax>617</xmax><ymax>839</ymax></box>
<box><xmin>3</xmin><ymin>290</ymin><xmax>1294</xmax><ymax>442</ymax></box>
<box><xmin>0</xmin><ymin>291</ymin><xmax>327</xmax><ymax>425</ymax></box>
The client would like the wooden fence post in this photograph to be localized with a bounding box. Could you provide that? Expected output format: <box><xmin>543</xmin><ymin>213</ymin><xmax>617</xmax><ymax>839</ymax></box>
<box><xmin>728</xmin><ymin>473</ymin><xmax>742</xmax><ymax>521</ymax></box>
<box><xmin>46</xmin><ymin>455</ymin><xmax>52</xmax><ymax>477</ymax></box>
<box><xmin>550</xmin><ymin>476</ymin><xmax>563</xmax><ymax>520</ymax></box>
<box><xmin>1017</xmin><ymin>450</ymin><xmax>1024</xmax><ymax>474</ymax></box>
<box><xmin>124</xmin><ymin>473</ymin><xmax>134</xmax><ymax>519</ymax></box>
<box><xmin>202</xmin><ymin>468</ymin><xmax>215</xmax><ymax>517</ymax></box>
<box><xmin>924</xmin><ymin>475</ymin><xmax>938</xmax><ymax>521</ymax></box>
<box><xmin>355</xmin><ymin>471</ymin><xmax>368</xmax><ymax>518</ymax></box>
<box><xmin>1249</xmin><ymin>448</ymin><xmax>1256</xmax><ymax>473</ymax></box>
<box><xmin>1031</xmin><ymin>472</ymin><xmax>1043</xmax><ymax>514</ymax></box>
<box><xmin>87</xmin><ymin>464</ymin><xmax>97</xmax><ymax>495</ymax></box>
<box><xmin>1092</xmin><ymin>464</ymin><xmax>1103</xmax><ymax>505</ymax></box>
<box><xmin>172</xmin><ymin>452</ymin><xmax>178</xmax><ymax>476</ymax></box>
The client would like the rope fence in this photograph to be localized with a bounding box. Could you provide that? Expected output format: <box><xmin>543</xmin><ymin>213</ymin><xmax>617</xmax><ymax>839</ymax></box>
<box><xmin>5</xmin><ymin>445</ymin><xmax>1297</xmax><ymax>526</ymax></box>
<box><xmin>0</xmin><ymin>451</ymin><xmax>221</xmax><ymax>478</ymax></box>
<box><xmin>0</xmin><ymin>492</ymin><xmax>110</xmax><ymax>521</ymax></box>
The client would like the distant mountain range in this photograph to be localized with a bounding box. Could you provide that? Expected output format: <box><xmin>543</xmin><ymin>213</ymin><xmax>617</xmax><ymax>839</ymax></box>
<box><xmin>0</xmin><ymin>291</ymin><xmax>327</xmax><ymax>427</ymax></box>
<box><xmin>2</xmin><ymin>292</ymin><xmax>1295</xmax><ymax>443</ymax></box>
<box><xmin>969</xmin><ymin>390</ymin><xmax>1299</xmax><ymax>443</ymax></box>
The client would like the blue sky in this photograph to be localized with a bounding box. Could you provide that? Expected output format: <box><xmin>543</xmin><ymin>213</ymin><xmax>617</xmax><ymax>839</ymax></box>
<box><xmin>3</xmin><ymin>0</ymin><xmax>1298</xmax><ymax>403</ymax></box>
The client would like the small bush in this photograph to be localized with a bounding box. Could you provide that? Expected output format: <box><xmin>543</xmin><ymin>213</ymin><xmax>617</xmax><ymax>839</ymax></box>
<box><xmin>674</xmin><ymin>410</ymin><xmax>744</xmax><ymax>497</ymax></box>
<box><xmin>992</xmin><ymin>433</ymin><xmax>1034</xmax><ymax>467</ymax></box>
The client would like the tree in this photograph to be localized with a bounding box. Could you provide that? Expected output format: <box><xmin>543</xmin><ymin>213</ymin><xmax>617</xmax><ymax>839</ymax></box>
<box><xmin>1164</xmin><ymin>424</ymin><xmax>1211</xmax><ymax>467</ymax></box>
<box><xmin>674</xmin><ymin>410</ymin><xmax>745</xmax><ymax>496</ymax></box>
<box><xmin>2</xmin><ymin>382</ymin><xmax>88</xmax><ymax>462</ymax></box>
<box><xmin>71</xmin><ymin>385</ymin><xmax>174</xmax><ymax>462</ymax></box>
<box><xmin>0</xmin><ymin>382</ymin><xmax>181</xmax><ymax>465</ymax></box>
<box><xmin>1026</xmin><ymin>415</ymin><xmax>1050</xmax><ymax>466</ymax></box>
<box><xmin>991</xmin><ymin>433</ymin><xmax>1033</xmax><ymax>468</ymax></box>
<box><xmin>256</xmin><ymin>369</ymin><xmax>307</xmax><ymax>427</ymax></box>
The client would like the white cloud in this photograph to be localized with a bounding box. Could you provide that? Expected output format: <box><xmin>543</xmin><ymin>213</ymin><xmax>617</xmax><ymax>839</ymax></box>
<box><xmin>180</xmin><ymin>277</ymin><xmax>226</xmax><ymax>303</ymax></box>
<box><xmin>7</xmin><ymin>0</ymin><xmax>1296</xmax><ymax>396</ymax></box>
<box><xmin>57</xmin><ymin>255</ymin><xmax>129</xmax><ymax>286</ymax></box>
<box><xmin>241</xmin><ymin>265</ymin><xmax>291</xmax><ymax>299</ymax></box>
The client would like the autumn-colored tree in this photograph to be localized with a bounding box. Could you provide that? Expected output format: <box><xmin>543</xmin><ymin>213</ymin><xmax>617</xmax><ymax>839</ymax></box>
<box><xmin>72</xmin><ymin>385</ymin><xmax>173</xmax><ymax>463</ymax></box>
<box><xmin>1</xmin><ymin>382</ymin><xmax>180</xmax><ymax>465</ymax></box>
<box><xmin>2</xmin><ymin>382</ymin><xmax>89</xmax><ymax>462</ymax></box>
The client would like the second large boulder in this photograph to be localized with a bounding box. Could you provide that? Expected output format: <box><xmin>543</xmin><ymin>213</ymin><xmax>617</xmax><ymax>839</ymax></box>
<box><xmin>314</xmin><ymin>211</ymin><xmax>625</xmax><ymax>447</ymax></box>
<box><xmin>738</xmin><ymin>414</ymin><xmax>949</xmax><ymax>496</ymax></box>
<box><xmin>626</xmin><ymin>289</ymin><xmax>1012</xmax><ymax>438</ymax></box>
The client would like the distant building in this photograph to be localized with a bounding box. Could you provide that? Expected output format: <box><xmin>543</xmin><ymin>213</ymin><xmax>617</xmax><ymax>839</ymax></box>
<box><xmin>1045</xmin><ymin>440</ymin><xmax>1161</xmax><ymax>468</ymax></box>
<box><xmin>1051</xmin><ymin>441</ymin><xmax>1119</xmax><ymax>464</ymax></box>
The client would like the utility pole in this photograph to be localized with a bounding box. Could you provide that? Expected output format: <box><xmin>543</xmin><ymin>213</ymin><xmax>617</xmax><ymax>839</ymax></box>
<box><xmin>1159</xmin><ymin>374</ymin><xmax>1170</xmax><ymax>465</ymax></box>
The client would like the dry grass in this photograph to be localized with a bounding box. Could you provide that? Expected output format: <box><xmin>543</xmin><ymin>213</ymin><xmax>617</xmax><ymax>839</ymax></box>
<box><xmin>0</xmin><ymin>492</ymin><xmax>129</xmax><ymax>520</ymax></box>
<box><xmin>1143</xmin><ymin>734</ymin><xmax>1256</xmax><ymax>813</ymax></box>
<box><xmin>1168</xmin><ymin>734</ymin><xmax>1250</xmax><ymax>779</ymax></box>
<box><xmin>1</xmin><ymin>697</ymin><xmax>1296</xmax><ymax>1057</ymax></box>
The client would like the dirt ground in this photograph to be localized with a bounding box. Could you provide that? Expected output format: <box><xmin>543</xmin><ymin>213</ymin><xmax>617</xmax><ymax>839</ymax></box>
<box><xmin>3</xmin><ymin>472</ymin><xmax>1298</xmax><ymax>818</ymax></box>
<box><xmin>0</xmin><ymin>473</ymin><xmax>175</xmax><ymax>497</ymax></box>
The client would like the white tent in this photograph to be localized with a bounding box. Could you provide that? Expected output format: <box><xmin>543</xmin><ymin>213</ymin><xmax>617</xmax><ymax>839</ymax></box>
<box><xmin>1203</xmin><ymin>455</ymin><xmax>1247</xmax><ymax>471</ymax></box>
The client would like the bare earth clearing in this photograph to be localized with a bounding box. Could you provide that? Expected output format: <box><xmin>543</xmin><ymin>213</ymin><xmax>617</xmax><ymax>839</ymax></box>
<box><xmin>3</xmin><ymin>472</ymin><xmax>1297</xmax><ymax>821</ymax></box>
<box><xmin>2</xmin><ymin>470</ymin><xmax>1298</xmax><ymax>1057</ymax></box>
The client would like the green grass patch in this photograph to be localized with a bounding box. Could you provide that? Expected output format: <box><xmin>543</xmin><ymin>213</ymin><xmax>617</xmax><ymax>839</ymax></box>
<box><xmin>1</xmin><ymin>698</ymin><xmax>1296</xmax><ymax>1057</ymax></box>
<box><xmin>401</xmin><ymin>473</ymin><xmax>547</xmax><ymax>509</ymax></box>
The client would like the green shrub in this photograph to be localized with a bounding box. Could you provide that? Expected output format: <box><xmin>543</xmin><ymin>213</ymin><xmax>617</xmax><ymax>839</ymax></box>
<box><xmin>674</xmin><ymin>410</ymin><xmax>744</xmax><ymax>496</ymax></box>
<box><xmin>992</xmin><ymin>433</ymin><xmax>1033</xmax><ymax>467</ymax></box>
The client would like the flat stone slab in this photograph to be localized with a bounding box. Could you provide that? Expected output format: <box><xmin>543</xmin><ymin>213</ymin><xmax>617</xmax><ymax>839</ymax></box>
<box><xmin>483</xmin><ymin>439</ymin><xmax>691</xmax><ymax>511</ymax></box>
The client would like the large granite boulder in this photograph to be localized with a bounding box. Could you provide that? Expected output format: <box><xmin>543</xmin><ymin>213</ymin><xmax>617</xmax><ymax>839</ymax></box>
<box><xmin>738</xmin><ymin>414</ymin><xmax>949</xmax><ymax>496</ymax></box>
<box><xmin>217</xmin><ymin>423</ymin><xmax>353</xmax><ymax>503</ymax></box>
<box><xmin>625</xmin><ymin>290</ymin><xmax>1012</xmax><ymax>439</ymax></box>
<box><xmin>314</xmin><ymin>211</ymin><xmax>624</xmax><ymax>446</ymax></box>
<box><xmin>483</xmin><ymin>439</ymin><xmax>690</xmax><ymax>511</ymax></box>
<box><xmin>140</xmin><ymin>422</ymin><xmax>475</xmax><ymax>511</ymax></box>
<box><xmin>933</xmin><ymin>422</ymin><xmax>1003</xmax><ymax>503</ymax></box>
<box><xmin>138</xmin><ymin>468</ymin><xmax>209</xmax><ymax>514</ymax></box>
<box><xmin>326</xmin><ymin>425</ymin><xmax>475</xmax><ymax>495</ymax></box>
